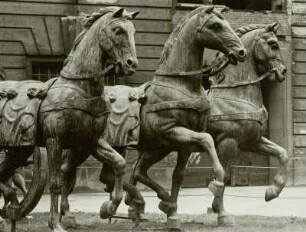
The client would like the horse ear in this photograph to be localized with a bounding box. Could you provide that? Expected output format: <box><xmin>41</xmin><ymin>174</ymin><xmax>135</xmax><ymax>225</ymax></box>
<box><xmin>205</xmin><ymin>5</ymin><xmax>214</xmax><ymax>14</ymax></box>
<box><xmin>221</xmin><ymin>7</ymin><xmax>230</xmax><ymax>13</ymax></box>
<box><xmin>130</xmin><ymin>11</ymin><xmax>140</xmax><ymax>19</ymax></box>
<box><xmin>266</xmin><ymin>22</ymin><xmax>279</xmax><ymax>33</ymax></box>
<box><xmin>113</xmin><ymin>8</ymin><xmax>124</xmax><ymax>18</ymax></box>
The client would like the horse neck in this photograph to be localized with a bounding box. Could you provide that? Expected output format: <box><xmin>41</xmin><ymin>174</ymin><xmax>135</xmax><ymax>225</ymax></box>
<box><xmin>213</xmin><ymin>55</ymin><xmax>264</xmax><ymax>107</ymax></box>
<box><xmin>60</xmin><ymin>26</ymin><xmax>105</xmax><ymax>97</ymax></box>
<box><xmin>155</xmin><ymin>17</ymin><xmax>204</xmax><ymax>93</ymax></box>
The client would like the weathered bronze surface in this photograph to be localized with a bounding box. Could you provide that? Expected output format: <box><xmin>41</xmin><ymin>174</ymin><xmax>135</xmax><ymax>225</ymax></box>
<box><xmin>205</xmin><ymin>22</ymin><xmax>288</xmax><ymax>225</ymax></box>
<box><xmin>92</xmin><ymin>6</ymin><xmax>246</xmax><ymax>228</ymax></box>
<box><xmin>0</xmin><ymin>6</ymin><xmax>138</xmax><ymax>232</ymax></box>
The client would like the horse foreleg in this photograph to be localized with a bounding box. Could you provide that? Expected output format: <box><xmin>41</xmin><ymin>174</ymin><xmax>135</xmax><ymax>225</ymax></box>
<box><xmin>253</xmin><ymin>137</ymin><xmax>288</xmax><ymax>201</ymax></box>
<box><xmin>165</xmin><ymin>127</ymin><xmax>225</xmax><ymax>196</ymax></box>
<box><xmin>159</xmin><ymin>149</ymin><xmax>190</xmax><ymax>229</ymax></box>
<box><xmin>99</xmin><ymin>148</ymin><xmax>145</xmax><ymax>214</ymax></box>
<box><xmin>46</xmin><ymin>138</ymin><xmax>66</xmax><ymax>232</ymax></box>
<box><xmin>92</xmin><ymin>137</ymin><xmax>126</xmax><ymax>219</ymax></box>
<box><xmin>60</xmin><ymin>149</ymin><xmax>89</xmax><ymax>229</ymax></box>
<box><xmin>208</xmin><ymin>138</ymin><xmax>237</xmax><ymax>226</ymax></box>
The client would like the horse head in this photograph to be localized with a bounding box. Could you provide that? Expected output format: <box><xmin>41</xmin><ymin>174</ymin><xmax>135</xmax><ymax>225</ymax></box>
<box><xmin>97</xmin><ymin>7</ymin><xmax>139</xmax><ymax>76</ymax></box>
<box><xmin>251</xmin><ymin>22</ymin><xmax>287</xmax><ymax>82</ymax></box>
<box><xmin>196</xmin><ymin>6</ymin><xmax>246</xmax><ymax>65</ymax></box>
<box><xmin>64</xmin><ymin>7</ymin><xmax>139</xmax><ymax>78</ymax></box>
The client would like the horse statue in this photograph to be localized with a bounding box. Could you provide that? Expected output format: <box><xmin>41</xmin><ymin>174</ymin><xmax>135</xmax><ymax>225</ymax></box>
<box><xmin>202</xmin><ymin>22</ymin><xmax>288</xmax><ymax>225</ymax></box>
<box><xmin>0</xmin><ymin>6</ymin><xmax>139</xmax><ymax>232</ymax></box>
<box><xmin>61</xmin><ymin>5</ymin><xmax>246</xmax><ymax>228</ymax></box>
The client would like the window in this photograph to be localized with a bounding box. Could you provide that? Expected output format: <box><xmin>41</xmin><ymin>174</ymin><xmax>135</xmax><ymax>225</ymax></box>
<box><xmin>214</xmin><ymin>0</ymin><xmax>272</xmax><ymax>11</ymax></box>
<box><xmin>30</xmin><ymin>59</ymin><xmax>121</xmax><ymax>85</ymax></box>
<box><xmin>177</xmin><ymin>0</ymin><xmax>212</xmax><ymax>3</ymax></box>
<box><xmin>32</xmin><ymin>61</ymin><xmax>63</xmax><ymax>82</ymax></box>
<box><xmin>178</xmin><ymin>0</ymin><xmax>285</xmax><ymax>12</ymax></box>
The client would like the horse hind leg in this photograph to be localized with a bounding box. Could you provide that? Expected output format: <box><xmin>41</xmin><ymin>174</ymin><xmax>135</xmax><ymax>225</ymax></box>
<box><xmin>60</xmin><ymin>149</ymin><xmax>89</xmax><ymax>229</ymax></box>
<box><xmin>45</xmin><ymin>138</ymin><xmax>66</xmax><ymax>232</ymax></box>
<box><xmin>253</xmin><ymin>137</ymin><xmax>288</xmax><ymax>201</ymax></box>
<box><xmin>131</xmin><ymin>149</ymin><xmax>171</xmax><ymax>214</ymax></box>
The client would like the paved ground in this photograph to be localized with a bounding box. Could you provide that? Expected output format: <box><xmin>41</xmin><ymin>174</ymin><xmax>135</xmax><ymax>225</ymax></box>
<box><xmin>30</xmin><ymin>186</ymin><xmax>306</xmax><ymax>218</ymax></box>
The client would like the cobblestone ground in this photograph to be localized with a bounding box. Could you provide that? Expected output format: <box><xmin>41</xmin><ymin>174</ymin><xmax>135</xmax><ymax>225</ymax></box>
<box><xmin>1</xmin><ymin>212</ymin><xmax>306</xmax><ymax>232</ymax></box>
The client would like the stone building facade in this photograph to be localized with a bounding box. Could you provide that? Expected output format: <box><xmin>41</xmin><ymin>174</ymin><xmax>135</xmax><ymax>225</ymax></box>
<box><xmin>0</xmin><ymin>0</ymin><xmax>305</xmax><ymax>190</ymax></box>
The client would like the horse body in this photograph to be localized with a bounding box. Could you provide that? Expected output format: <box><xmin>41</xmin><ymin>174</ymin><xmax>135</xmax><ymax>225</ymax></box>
<box><xmin>205</xmin><ymin>23</ymin><xmax>288</xmax><ymax>225</ymax></box>
<box><xmin>0</xmin><ymin>7</ymin><xmax>139</xmax><ymax>232</ymax></box>
<box><xmin>126</xmin><ymin>6</ymin><xmax>246</xmax><ymax>224</ymax></box>
<box><xmin>61</xmin><ymin>6</ymin><xmax>246</xmax><ymax>228</ymax></box>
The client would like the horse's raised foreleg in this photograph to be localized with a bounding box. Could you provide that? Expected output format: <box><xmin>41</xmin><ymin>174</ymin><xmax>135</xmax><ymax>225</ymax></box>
<box><xmin>60</xmin><ymin>149</ymin><xmax>89</xmax><ymax>229</ymax></box>
<box><xmin>92</xmin><ymin>137</ymin><xmax>125</xmax><ymax>219</ymax></box>
<box><xmin>166</xmin><ymin>127</ymin><xmax>225</xmax><ymax>196</ymax></box>
<box><xmin>99</xmin><ymin>158</ymin><xmax>145</xmax><ymax>214</ymax></box>
<box><xmin>253</xmin><ymin>137</ymin><xmax>288</xmax><ymax>201</ymax></box>
<box><xmin>46</xmin><ymin>138</ymin><xmax>66</xmax><ymax>232</ymax></box>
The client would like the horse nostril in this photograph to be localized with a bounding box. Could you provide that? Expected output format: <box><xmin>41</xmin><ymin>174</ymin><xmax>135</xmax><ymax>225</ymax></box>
<box><xmin>238</xmin><ymin>49</ymin><xmax>246</xmax><ymax>58</ymax></box>
<box><xmin>127</xmin><ymin>59</ymin><xmax>133</xmax><ymax>67</ymax></box>
<box><xmin>282</xmin><ymin>68</ymin><xmax>287</xmax><ymax>75</ymax></box>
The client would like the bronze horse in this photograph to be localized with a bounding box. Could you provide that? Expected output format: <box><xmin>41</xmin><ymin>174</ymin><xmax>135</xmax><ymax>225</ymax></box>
<box><xmin>202</xmin><ymin>22</ymin><xmax>288</xmax><ymax>225</ymax></box>
<box><xmin>110</xmin><ymin>6</ymin><xmax>245</xmax><ymax>224</ymax></box>
<box><xmin>0</xmin><ymin>7</ymin><xmax>138</xmax><ymax>232</ymax></box>
<box><xmin>61</xmin><ymin>6</ymin><xmax>246</xmax><ymax>228</ymax></box>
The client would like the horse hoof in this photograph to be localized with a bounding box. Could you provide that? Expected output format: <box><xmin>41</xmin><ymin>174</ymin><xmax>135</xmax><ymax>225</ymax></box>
<box><xmin>207</xmin><ymin>207</ymin><xmax>215</xmax><ymax>214</ymax></box>
<box><xmin>52</xmin><ymin>224</ymin><xmax>67</xmax><ymax>232</ymax></box>
<box><xmin>104</xmin><ymin>184</ymin><xmax>114</xmax><ymax>193</ymax></box>
<box><xmin>208</xmin><ymin>180</ymin><xmax>224</xmax><ymax>197</ymax></box>
<box><xmin>100</xmin><ymin>201</ymin><xmax>115</xmax><ymax>219</ymax></box>
<box><xmin>158</xmin><ymin>201</ymin><xmax>177</xmax><ymax>216</ymax></box>
<box><xmin>218</xmin><ymin>215</ymin><xmax>236</xmax><ymax>227</ymax></box>
<box><xmin>265</xmin><ymin>186</ymin><xmax>279</xmax><ymax>202</ymax></box>
<box><xmin>61</xmin><ymin>215</ymin><xmax>78</xmax><ymax>229</ymax></box>
<box><xmin>167</xmin><ymin>215</ymin><xmax>181</xmax><ymax>231</ymax></box>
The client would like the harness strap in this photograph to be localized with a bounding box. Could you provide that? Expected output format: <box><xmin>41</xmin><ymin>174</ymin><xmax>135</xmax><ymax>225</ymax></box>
<box><xmin>155</xmin><ymin>56</ymin><xmax>229</xmax><ymax>77</ymax></box>
<box><xmin>60</xmin><ymin>62</ymin><xmax>121</xmax><ymax>80</ymax></box>
<box><xmin>210</xmin><ymin>68</ymin><xmax>276</xmax><ymax>89</ymax></box>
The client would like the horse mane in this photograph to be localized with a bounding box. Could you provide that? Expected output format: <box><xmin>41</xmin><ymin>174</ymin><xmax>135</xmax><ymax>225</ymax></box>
<box><xmin>212</xmin><ymin>24</ymin><xmax>267</xmax><ymax>84</ymax></box>
<box><xmin>159</xmin><ymin>7</ymin><xmax>206</xmax><ymax>65</ymax></box>
<box><xmin>235</xmin><ymin>24</ymin><xmax>267</xmax><ymax>37</ymax></box>
<box><xmin>63</xmin><ymin>7</ymin><xmax>119</xmax><ymax>66</ymax></box>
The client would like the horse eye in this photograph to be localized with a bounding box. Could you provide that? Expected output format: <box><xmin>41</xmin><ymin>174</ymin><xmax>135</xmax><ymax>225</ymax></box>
<box><xmin>269</xmin><ymin>42</ymin><xmax>279</xmax><ymax>50</ymax></box>
<box><xmin>209</xmin><ymin>23</ymin><xmax>221</xmax><ymax>31</ymax></box>
<box><xmin>112</xmin><ymin>27</ymin><xmax>125</xmax><ymax>35</ymax></box>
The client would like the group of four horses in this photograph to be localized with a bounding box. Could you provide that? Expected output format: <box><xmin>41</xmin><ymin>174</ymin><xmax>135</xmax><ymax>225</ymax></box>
<box><xmin>0</xmin><ymin>5</ymin><xmax>288</xmax><ymax>232</ymax></box>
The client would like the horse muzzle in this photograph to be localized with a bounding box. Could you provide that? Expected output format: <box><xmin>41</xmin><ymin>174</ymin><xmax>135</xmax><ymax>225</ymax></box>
<box><xmin>228</xmin><ymin>48</ymin><xmax>246</xmax><ymax>65</ymax></box>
